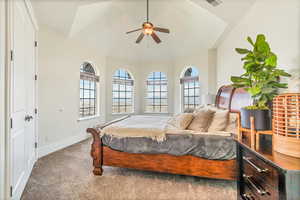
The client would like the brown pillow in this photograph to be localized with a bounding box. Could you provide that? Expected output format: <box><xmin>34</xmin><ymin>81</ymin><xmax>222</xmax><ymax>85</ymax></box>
<box><xmin>187</xmin><ymin>108</ymin><xmax>215</xmax><ymax>132</ymax></box>
<box><xmin>167</xmin><ymin>113</ymin><xmax>194</xmax><ymax>130</ymax></box>
<box><xmin>225</xmin><ymin>113</ymin><xmax>238</xmax><ymax>134</ymax></box>
<box><xmin>208</xmin><ymin>109</ymin><xmax>229</xmax><ymax>132</ymax></box>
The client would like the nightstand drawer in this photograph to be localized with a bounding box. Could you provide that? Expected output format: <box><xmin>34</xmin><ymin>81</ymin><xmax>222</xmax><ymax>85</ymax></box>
<box><xmin>242</xmin><ymin>173</ymin><xmax>278</xmax><ymax>200</ymax></box>
<box><xmin>237</xmin><ymin>141</ymin><xmax>300</xmax><ymax>200</ymax></box>
<box><xmin>242</xmin><ymin>150</ymin><xmax>278</xmax><ymax>187</ymax></box>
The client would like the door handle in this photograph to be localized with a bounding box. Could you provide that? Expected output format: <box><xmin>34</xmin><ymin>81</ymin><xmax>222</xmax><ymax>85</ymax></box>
<box><xmin>25</xmin><ymin>115</ymin><xmax>33</xmax><ymax>122</ymax></box>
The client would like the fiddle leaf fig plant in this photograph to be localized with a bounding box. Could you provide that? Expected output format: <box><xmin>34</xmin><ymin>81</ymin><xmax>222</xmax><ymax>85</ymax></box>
<box><xmin>231</xmin><ymin>34</ymin><xmax>291</xmax><ymax>110</ymax></box>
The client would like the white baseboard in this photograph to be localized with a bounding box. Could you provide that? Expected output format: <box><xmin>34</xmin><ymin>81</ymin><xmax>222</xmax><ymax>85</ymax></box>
<box><xmin>38</xmin><ymin>134</ymin><xmax>89</xmax><ymax>158</ymax></box>
<box><xmin>13</xmin><ymin>158</ymin><xmax>35</xmax><ymax>200</ymax></box>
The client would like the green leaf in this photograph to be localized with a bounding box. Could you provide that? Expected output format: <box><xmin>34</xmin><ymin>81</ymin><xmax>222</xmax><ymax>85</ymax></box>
<box><xmin>265</xmin><ymin>53</ymin><xmax>277</xmax><ymax>67</ymax></box>
<box><xmin>269</xmin><ymin>82</ymin><xmax>288</xmax><ymax>88</ymax></box>
<box><xmin>235</xmin><ymin>48</ymin><xmax>251</xmax><ymax>54</ymax></box>
<box><xmin>276</xmin><ymin>69</ymin><xmax>291</xmax><ymax>77</ymax></box>
<box><xmin>231</xmin><ymin>76</ymin><xmax>250</xmax><ymax>83</ymax></box>
<box><xmin>247</xmin><ymin>36</ymin><xmax>255</xmax><ymax>46</ymax></box>
<box><xmin>261</xmin><ymin>87</ymin><xmax>277</xmax><ymax>94</ymax></box>
<box><xmin>256</xmin><ymin>34</ymin><xmax>266</xmax><ymax>44</ymax></box>
<box><xmin>246</xmin><ymin>86</ymin><xmax>261</xmax><ymax>96</ymax></box>
<box><xmin>256</xmin><ymin>41</ymin><xmax>270</xmax><ymax>54</ymax></box>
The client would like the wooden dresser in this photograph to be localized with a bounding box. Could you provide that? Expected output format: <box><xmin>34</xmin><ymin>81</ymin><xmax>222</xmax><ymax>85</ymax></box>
<box><xmin>236</xmin><ymin>140</ymin><xmax>300</xmax><ymax>200</ymax></box>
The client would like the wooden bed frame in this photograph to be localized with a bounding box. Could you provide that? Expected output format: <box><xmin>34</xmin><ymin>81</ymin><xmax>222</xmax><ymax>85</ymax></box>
<box><xmin>87</xmin><ymin>85</ymin><xmax>251</xmax><ymax>181</ymax></box>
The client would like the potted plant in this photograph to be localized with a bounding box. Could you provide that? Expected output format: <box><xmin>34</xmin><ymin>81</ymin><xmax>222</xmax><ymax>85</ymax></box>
<box><xmin>231</xmin><ymin>34</ymin><xmax>291</xmax><ymax>130</ymax></box>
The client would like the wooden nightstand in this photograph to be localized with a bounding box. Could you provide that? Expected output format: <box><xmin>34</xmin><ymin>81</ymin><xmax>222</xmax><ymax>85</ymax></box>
<box><xmin>236</xmin><ymin>140</ymin><xmax>300</xmax><ymax>200</ymax></box>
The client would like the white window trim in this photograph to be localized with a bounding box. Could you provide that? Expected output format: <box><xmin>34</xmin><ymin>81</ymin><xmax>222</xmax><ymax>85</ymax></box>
<box><xmin>78</xmin><ymin>115</ymin><xmax>100</xmax><ymax>122</ymax></box>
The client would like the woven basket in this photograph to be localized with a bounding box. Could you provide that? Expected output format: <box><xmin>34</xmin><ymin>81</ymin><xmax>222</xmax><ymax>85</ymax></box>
<box><xmin>273</xmin><ymin>93</ymin><xmax>300</xmax><ymax>158</ymax></box>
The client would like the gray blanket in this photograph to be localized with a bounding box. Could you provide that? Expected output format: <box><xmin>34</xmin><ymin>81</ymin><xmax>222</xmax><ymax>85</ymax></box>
<box><xmin>102</xmin><ymin>133</ymin><xmax>236</xmax><ymax>160</ymax></box>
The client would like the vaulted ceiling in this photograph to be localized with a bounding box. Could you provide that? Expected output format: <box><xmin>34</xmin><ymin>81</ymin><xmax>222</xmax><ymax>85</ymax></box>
<box><xmin>32</xmin><ymin>0</ymin><xmax>256</xmax><ymax>61</ymax></box>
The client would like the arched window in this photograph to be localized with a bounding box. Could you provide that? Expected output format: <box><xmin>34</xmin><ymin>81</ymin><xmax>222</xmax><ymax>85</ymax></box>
<box><xmin>112</xmin><ymin>69</ymin><xmax>134</xmax><ymax>114</ymax></box>
<box><xmin>80</xmin><ymin>62</ymin><xmax>99</xmax><ymax>118</ymax></box>
<box><xmin>180</xmin><ymin>67</ymin><xmax>200</xmax><ymax>111</ymax></box>
<box><xmin>145</xmin><ymin>72</ymin><xmax>168</xmax><ymax>113</ymax></box>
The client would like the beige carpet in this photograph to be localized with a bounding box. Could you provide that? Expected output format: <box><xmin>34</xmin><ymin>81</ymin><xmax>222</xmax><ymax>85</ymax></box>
<box><xmin>21</xmin><ymin>139</ymin><xmax>237</xmax><ymax>200</ymax></box>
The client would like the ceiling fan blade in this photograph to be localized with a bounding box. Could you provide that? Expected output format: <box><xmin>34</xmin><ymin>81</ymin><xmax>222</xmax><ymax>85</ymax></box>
<box><xmin>136</xmin><ymin>33</ymin><xmax>145</xmax><ymax>43</ymax></box>
<box><xmin>126</xmin><ymin>28</ymin><xmax>142</xmax><ymax>34</ymax></box>
<box><xmin>153</xmin><ymin>27</ymin><xmax>170</xmax><ymax>34</ymax></box>
<box><xmin>151</xmin><ymin>32</ymin><xmax>161</xmax><ymax>44</ymax></box>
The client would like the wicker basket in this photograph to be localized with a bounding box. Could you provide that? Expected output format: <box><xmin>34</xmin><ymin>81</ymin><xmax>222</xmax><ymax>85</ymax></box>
<box><xmin>273</xmin><ymin>93</ymin><xmax>300</xmax><ymax>158</ymax></box>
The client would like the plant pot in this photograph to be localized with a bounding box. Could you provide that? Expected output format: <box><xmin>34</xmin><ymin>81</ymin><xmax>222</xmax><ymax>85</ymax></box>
<box><xmin>241</xmin><ymin>108</ymin><xmax>271</xmax><ymax>130</ymax></box>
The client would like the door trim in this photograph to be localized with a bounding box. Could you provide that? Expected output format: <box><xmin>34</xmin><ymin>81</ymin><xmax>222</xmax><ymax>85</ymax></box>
<box><xmin>0</xmin><ymin>1</ymin><xmax>8</xmax><ymax>199</ymax></box>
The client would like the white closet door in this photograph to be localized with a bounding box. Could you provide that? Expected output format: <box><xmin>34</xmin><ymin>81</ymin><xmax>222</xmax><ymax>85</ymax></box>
<box><xmin>24</xmin><ymin>5</ymin><xmax>36</xmax><ymax>174</ymax></box>
<box><xmin>10</xmin><ymin>1</ymin><xmax>36</xmax><ymax>199</ymax></box>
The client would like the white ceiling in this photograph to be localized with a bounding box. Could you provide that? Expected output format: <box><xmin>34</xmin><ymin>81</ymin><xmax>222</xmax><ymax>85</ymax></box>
<box><xmin>32</xmin><ymin>0</ymin><xmax>256</xmax><ymax>61</ymax></box>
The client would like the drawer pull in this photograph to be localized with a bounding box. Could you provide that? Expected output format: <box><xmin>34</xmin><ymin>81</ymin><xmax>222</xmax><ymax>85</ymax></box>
<box><xmin>243</xmin><ymin>174</ymin><xmax>267</xmax><ymax>196</ymax></box>
<box><xmin>243</xmin><ymin>156</ymin><xmax>268</xmax><ymax>173</ymax></box>
<box><xmin>242</xmin><ymin>193</ymin><xmax>255</xmax><ymax>200</ymax></box>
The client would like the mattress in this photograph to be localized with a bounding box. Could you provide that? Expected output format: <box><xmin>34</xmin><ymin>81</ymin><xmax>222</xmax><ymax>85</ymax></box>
<box><xmin>101</xmin><ymin>133</ymin><xmax>236</xmax><ymax>160</ymax></box>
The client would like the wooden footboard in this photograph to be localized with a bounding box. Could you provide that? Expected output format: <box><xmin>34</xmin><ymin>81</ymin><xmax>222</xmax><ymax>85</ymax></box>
<box><xmin>87</xmin><ymin>128</ymin><xmax>103</xmax><ymax>175</ymax></box>
<box><xmin>87</xmin><ymin>128</ymin><xmax>237</xmax><ymax>180</ymax></box>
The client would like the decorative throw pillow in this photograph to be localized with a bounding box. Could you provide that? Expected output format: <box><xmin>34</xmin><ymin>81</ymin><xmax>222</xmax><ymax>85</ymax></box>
<box><xmin>188</xmin><ymin>108</ymin><xmax>215</xmax><ymax>132</ymax></box>
<box><xmin>225</xmin><ymin>113</ymin><xmax>239</xmax><ymax>134</ymax></box>
<box><xmin>208</xmin><ymin>109</ymin><xmax>229</xmax><ymax>132</ymax></box>
<box><xmin>167</xmin><ymin>113</ymin><xmax>194</xmax><ymax>130</ymax></box>
<box><xmin>193</xmin><ymin>105</ymin><xmax>205</xmax><ymax>113</ymax></box>
<box><xmin>183</xmin><ymin>108</ymin><xmax>195</xmax><ymax>113</ymax></box>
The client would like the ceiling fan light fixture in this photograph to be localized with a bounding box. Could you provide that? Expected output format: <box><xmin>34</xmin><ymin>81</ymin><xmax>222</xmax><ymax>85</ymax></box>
<box><xmin>143</xmin><ymin>22</ymin><xmax>154</xmax><ymax>35</ymax></box>
<box><xmin>126</xmin><ymin>0</ymin><xmax>170</xmax><ymax>44</ymax></box>
<box><xmin>143</xmin><ymin>28</ymin><xmax>153</xmax><ymax>35</ymax></box>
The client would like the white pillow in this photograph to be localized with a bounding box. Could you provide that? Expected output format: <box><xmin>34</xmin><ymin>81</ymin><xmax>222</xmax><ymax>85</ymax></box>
<box><xmin>208</xmin><ymin>109</ymin><xmax>229</xmax><ymax>132</ymax></box>
<box><xmin>188</xmin><ymin>107</ymin><xmax>215</xmax><ymax>132</ymax></box>
<box><xmin>225</xmin><ymin>113</ymin><xmax>239</xmax><ymax>134</ymax></box>
<box><xmin>167</xmin><ymin>113</ymin><xmax>194</xmax><ymax>130</ymax></box>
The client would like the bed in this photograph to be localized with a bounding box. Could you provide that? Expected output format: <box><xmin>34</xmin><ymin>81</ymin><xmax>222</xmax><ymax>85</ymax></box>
<box><xmin>87</xmin><ymin>85</ymin><xmax>251</xmax><ymax>180</ymax></box>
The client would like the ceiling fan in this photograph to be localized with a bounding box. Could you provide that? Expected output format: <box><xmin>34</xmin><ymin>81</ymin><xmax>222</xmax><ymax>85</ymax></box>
<box><xmin>126</xmin><ymin>0</ymin><xmax>170</xmax><ymax>44</ymax></box>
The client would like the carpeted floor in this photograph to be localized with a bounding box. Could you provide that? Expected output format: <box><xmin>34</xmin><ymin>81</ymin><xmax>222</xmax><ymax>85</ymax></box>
<box><xmin>21</xmin><ymin>139</ymin><xmax>237</xmax><ymax>200</ymax></box>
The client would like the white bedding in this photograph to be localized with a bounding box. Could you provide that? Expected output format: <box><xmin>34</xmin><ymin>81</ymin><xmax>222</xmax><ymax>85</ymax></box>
<box><xmin>101</xmin><ymin>115</ymin><xmax>171</xmax><ymax>141</ymax></box>
<box><xmin>99</xmin><ymin>115</ymin><xmax>233</xmax><ymax>142</ymax></box>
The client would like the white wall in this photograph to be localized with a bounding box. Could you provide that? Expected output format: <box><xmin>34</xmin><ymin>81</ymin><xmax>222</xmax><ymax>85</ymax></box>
<box><xmin>217</xmin><ymin>0</ymin><xmax>300</xmax><ymax>87</ymax></box>
<box><xmin>38</xmin><ymin>26</ymin><xmax>106</xmax><ymax>157</ymax></box>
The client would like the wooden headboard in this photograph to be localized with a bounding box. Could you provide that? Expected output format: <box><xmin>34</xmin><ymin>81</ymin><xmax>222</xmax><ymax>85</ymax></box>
<box><xmin>215</xmin><ymin>85</ymin><xmax>252</xmax><ymax>113</ymax></box>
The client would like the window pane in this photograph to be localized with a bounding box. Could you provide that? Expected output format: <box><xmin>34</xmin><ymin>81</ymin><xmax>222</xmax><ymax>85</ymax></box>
<box><xmin>112</xmin><ymin>69</ymin><xmax>134</xmax><ymax>113</ymax></box>
<box><xmin>90</xmin><ymin>90</ymin><xmax>95</xmax><ymax>98</ymax></box>
<box><xmin>161</xmin><ymin>92</ymin><xmax>167</xmax><ymax>98</ymax></box>
<box><xmin>90</xmin><ymin>100</ymin><xmax>95</xmax><ymax>107</ymax></box>
<box><xmin>84</xmin><ymin>80</ymin><xmax>90</xmax><ymax>89</ymax></box>
<box><xmin>147</xmin><ymin>92</ymin><xmax>154</xmax><ymax>98</ymax></box>
<box><xmin>119</xmin><ymin>92</ymin><xmax>126</xmax><ymax>98</ymax></box>
<box><xmin>80</xmin><ymin>80</ymin><xmax>84</xmax><ymax>88</ymax></box>
<box><xmin>113</xmin><ymin>84</ymin><xmax>119</xmax><ymax>91</ymax></box>
<box><xmin>161</xmin><ymin>99</ymin><xmax>168</xmax><ymax>105</ymax></box>
<box><xmin>181</xmin><ymin>70</ymin><xmax>200</xmax><ymax>110</ymax></box>
<box><xmin>161</xmin><ymin>106</ymin><xmax>168</xmax><ymax>113</ymax></box>
<box><xmin>80</xmin><ymin>89</ymin><xmax>84</xmax><ymax>98</ymax></box>
<box><xmin>80</xmin><ymin>64</ymin><xmax>98</xmax><ymax>118</ymax></box>
<box><xmin>145</xmin><ymin>72</ymin><xmax>168</xmax><ymax>113</ymax></box>
<box><xmin>126</xmin><ymin>92</ymin><xmax>132</xmax><ymax>98</ymax></box>
<box><xmin>189</xmin><ymin>89</ymin><xmax>195</xmax><ymax>96</ymax></box>
<box><xmin>90</xmin><ymin>82</ymin><xmax>95</xmax><ymax>90</ymax></box>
